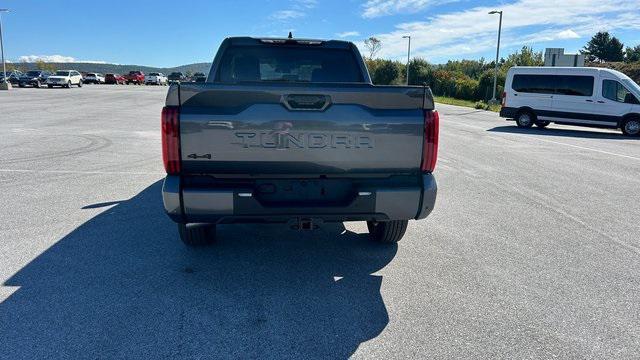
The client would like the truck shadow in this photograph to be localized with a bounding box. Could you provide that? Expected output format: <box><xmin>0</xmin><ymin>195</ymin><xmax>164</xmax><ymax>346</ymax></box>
<box><xmin>0</xmin><ymin>181</ymin><xmax>396</xmax><ymax>359</ymax></box>
<box><xmin>487</xmin><ymin>125</ymin><xmax>634</xmax><ymax>140</ymax></box>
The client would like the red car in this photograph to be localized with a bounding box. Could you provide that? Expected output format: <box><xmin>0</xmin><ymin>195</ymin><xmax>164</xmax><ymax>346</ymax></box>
<box><xmin>105</xmin><ymin>73</ymin><xmax>126</xmax><ymax>85</ymax></box>
<box><xmin>124</xmin><ymin>70</ymin><xmax>145</xmax><ymax>85</ymax></box>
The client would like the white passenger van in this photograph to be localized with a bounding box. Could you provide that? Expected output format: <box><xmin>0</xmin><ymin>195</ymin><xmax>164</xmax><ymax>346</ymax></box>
<box><xmin>500</xmin><ymin>67</ymin><xmax>640</xmax><ymax>136</ymax></box>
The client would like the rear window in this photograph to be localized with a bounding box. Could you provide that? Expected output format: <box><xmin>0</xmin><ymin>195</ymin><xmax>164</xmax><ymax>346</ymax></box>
<box><xmin>149</xmin><ymin>72</ymin><xmax>159</xmax><ymax>76</ymax></box>
<box><xmin>512</xmin><ymin>74</ymin><xmax>594</xmax><ymax>96</ymax></box>
<box><xmin>216</xmin><ymin>45</ymin><xmax>364</xmax><ymax>83</ymax></box>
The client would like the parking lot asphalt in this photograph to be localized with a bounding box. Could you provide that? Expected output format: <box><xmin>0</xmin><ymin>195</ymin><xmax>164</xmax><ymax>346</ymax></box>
<box><xmin>1</xmin><ymin>85</ymin><xmax>639</xmax><ymax>359</ymax></box>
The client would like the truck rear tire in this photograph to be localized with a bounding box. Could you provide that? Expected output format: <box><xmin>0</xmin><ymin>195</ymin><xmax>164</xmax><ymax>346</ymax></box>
<box><xmin>178</xmin><ymin>223</ymin><xmax>216</xmax><ymax>246</ymax></box>
<box><xmin>367</xmin><ymin>220</ymin><xmax>408</xmax><ymax>243</ymax></box>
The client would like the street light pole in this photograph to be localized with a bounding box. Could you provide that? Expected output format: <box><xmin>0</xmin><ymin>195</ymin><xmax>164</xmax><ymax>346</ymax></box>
<box><xmin>0</xmin><ymin>9</ymin><xmax>9</xmax><ymax>90</ymax></box>
<box><xmin>489</xmin><ymin>10</ymin><xmax>502</xmax><ymax>103</ymax></box>
<box><xmin>403</xmin><ymin>35</ymin><xmax>411</xmax><ymax>85</ymax></box>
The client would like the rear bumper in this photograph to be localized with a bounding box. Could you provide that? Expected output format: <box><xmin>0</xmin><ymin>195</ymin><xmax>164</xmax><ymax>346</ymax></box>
<box><xmin>499</xmin><ymin>107</ymin><xmax>517</xmax><ymax>119</ymax></box>
<box><xmin>162</xmin><ymin>174</ymin><xmax>437</xmax><ymax>224</ymax></box>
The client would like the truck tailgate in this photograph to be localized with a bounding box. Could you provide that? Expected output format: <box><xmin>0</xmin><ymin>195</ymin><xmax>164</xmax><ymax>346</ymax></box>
<box><xmin>169</xmin><ymin>82</ymin><xmax>433</xmax><ymax>176</ymax></box>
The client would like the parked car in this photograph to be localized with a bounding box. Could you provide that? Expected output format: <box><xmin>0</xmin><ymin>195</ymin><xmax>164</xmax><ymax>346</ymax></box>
<box><xmin>500</xmin><ymin>66</ymin><xmax>640</xmax><ymax>136</ymax></box>
<box><xmin>84</xmin><ymin>73</ymin><xmax>105</xmax><ymax>84</ymax></box>
<box><xmin>167</xmin><ymin>72</ymin><xmax>185</xmax><ymax>83</ymax></box>
<box><xmin>193</xmin><ymin>72</ymin><xmax>206</xmax><ymax>82</ymax></box>
<box><xmin>46</xmin><ymin>70</ymin><xmax>83</xmax><ymax>88</ymax></box>
<box><xmin>160</xmin><ymin>36</ymin><xmax>439</xmax><ymax>246</ymax></box>
<box><xmin>18</xmin><ymin>70</ymin><xmax>52</xmax><ymax>88</ymax></box>
<box><xmin>124</xmin><ymin>70</ymin><xmax>145</xmax><ymax>85</ymax></box>
<box><xmin>0</xmin><ymin>70</ymin><xmax>23</xmax><ymax>85</ymax></box>
<box><xmin>105</xmin><ymin>73</ymin><xmax>126</xmax><ymax>85</ymax></box>
<box><xmin>145</xmin><ymin>72</ymin><xmax>168</xmax><ymax>85</ymax></box>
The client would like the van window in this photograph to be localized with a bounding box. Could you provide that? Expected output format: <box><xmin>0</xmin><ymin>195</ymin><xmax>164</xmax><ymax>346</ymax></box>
<box><xmin>512</xmin><ymin>75</ymin><xmax>555</xmax><ymax>94</ymax></box>
<box><xmin>603</xmin><ymin>80</ymin><xmax>640</xmax><ymax>104</ymax></box>
<box><xmin>556</xmin><ymin>75</ymin><xmax>593</xmax><ymax>96</ymax></box>
<box><xmin>512</xmin><ymin>74</ymin><xmax>594</xmax><ymax>96</ymax></box>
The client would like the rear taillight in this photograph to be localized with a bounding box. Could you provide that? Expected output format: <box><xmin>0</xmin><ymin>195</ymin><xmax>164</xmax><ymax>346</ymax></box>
<box><xmin>161</xmin><ymin>106</ymin><xmax>181</xmax><ymax>174</ymax></box>
<box><xmin>501</xmin><ymin>91</ymin><xmax>506</xmax><ymax>108</ymax></box>
<box><xmin>421</xmin><ymin>110</ymin><xmax>439</xmax><ymax>173</ymax></box>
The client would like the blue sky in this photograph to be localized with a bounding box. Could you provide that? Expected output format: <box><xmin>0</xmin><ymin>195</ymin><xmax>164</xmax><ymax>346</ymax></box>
<box><xmin>2</xmin><ymin>0</ymin><xmax>640</xmax><ymax>67</ymax></box>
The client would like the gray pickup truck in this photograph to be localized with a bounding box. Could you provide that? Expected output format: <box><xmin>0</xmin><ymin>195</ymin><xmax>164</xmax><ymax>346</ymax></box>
<box><xmin>161</xmin><ymin>37</ymin><xmax>439</xmax><ymax>246</ymax></box>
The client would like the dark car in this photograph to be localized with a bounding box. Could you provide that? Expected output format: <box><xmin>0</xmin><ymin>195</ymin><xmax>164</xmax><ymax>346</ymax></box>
<box><xmin>167</xmin><ymin>72</ymin><xmax>185</xmax><ymax>83</ymax></box>
<box><xmin>160</xmin><ymin>36</ymin><xmax>439</xmax><ymax>246</ymax></box>
<box><xmin>0</xmin><ymin>70</ymin><xmax>23</xmax><ymax>85</ymax></box>
<box><xmin>19</xmin><ymin>70</ymin><xmax>52</xmax><ymax>88</ymax></box>
<box><xmin>193</xmin><ymin>72</ymin><xmax>206</xmax><ymax>82</ymax></box>
<box><xmin>105</xmin><ymin>73</ymin><xmax>126</xmax><ymax>85</ymax></box>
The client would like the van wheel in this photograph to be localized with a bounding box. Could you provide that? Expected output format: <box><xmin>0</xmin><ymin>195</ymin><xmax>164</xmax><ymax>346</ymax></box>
<box><xmin>367</xmin><ymin>220</ymin><xmax>408</xmax><ymax>243</ymax></box>
<box><xmin>534</xmin><ymin>120</ymin><xmax>550</xmax><ymax>128</ymax></box>
<box><xmin>622</xmin><ymin>118</ymin><xmax>640</xmax><ymax>136</ymax></box>
<box><xmin>515</xmin><ymin>110</ymin><xmax>535</xmax><ymax>128</ymax></box>
<box><xmin>178</xmin><ymin>223</ymin><xmax>216</xmax><ymax>246</ymax></box>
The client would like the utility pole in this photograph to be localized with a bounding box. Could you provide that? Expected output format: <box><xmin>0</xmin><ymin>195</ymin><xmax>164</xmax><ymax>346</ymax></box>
<box><xmin>489</xmin><ymin>10</ymin><xmax>502</xmax><ymax>103</ymax></box>
<box><xmin>403</xmin><ymin>35</ymin><xmax>411</xmax><ymax>85</ymax></box>
<box><xmin>0</xmin><ymin>8</ymin><xmax>10</xmax><ymax>90</ymax></box>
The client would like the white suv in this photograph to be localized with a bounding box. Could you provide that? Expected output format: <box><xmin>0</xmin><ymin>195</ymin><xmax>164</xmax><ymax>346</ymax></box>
<box><xmin>84</xmin><ymin>73</ymin><xmax>105</xmax><ymax>84</ymax></box>
<box><xmin>145</xmin><ymin>72</ymin><xmax>168</xmax><ymax>85</ymax></box>
<box><xmin>47</xmin><ymin>70</ymin><xmax>83</xmax><ymax>88</ymax></box>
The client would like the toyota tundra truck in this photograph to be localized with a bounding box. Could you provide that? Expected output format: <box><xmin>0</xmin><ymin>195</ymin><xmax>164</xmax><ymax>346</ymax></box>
<box><xmin>161</xmin><ymin>36</ymin><xmax>439</xmax><ymax>246</ymax></box>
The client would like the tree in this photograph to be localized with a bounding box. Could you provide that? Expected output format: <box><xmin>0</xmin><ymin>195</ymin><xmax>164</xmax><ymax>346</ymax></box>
<box><xmin>364</xmin><ymin>37</ymin><xmax>382</xmax><ymax>59</ymax></box>
<box><xmin>407</xmin><ymin>58</ymin><xmax>433</xmax><ymax>85</ymax></box>
<box><xmin>35</xmin><ymin>60</ymin><xmax>57</xmax><ymax>72</ymax></box>
<box><xmin>582</xmin><ymin>31</ymin><xmax>624</xmax><ymax>62</ymax></box>
<box><xmin>502</xmin><ymin>46</ymin><xmax>543</xmax><ymax>68</ymax></box>
<box><xmin>625</xmin><ymin>45</ymin><xmax>640</xmax><ymax>63</ymax></box>
<box><xmin>369</xmin><ymin>59</ymin><xmax>401</xmax><ymax>85</ymax></box>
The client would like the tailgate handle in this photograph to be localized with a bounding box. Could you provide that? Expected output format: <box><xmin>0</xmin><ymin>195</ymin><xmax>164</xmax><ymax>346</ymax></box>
<box><xmin>282</xmin><ymin>94</ymin><xmax>331</xmax><ymax>111</ymax></box>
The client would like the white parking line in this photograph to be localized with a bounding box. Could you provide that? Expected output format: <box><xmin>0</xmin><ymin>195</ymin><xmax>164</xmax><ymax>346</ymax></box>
<box><xmin>0</xmin><ymin>169</ymin><xmax>163</xmax><ymax>175</ymax></box>
<box><xmin>445</xmin><ymin>121</ymin><xmax>640</xmax><ymax>162</ymax></box>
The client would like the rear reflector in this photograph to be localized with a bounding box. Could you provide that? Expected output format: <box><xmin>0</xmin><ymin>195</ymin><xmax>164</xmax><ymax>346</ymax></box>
<box><xmin>161</xmin><ymin>106</ymin><xmax>180</xmax><ymax>174</ymax></box>
<box><xmin>421</xmin><ymin>110</ymin><xmax>439</xmax><ymax>173</ymax></box>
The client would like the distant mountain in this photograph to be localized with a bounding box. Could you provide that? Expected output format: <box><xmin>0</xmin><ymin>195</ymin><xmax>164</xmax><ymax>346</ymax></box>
<box><xmin>13</xmin><ymin>62</ymin><xmax>212</xmax><ymax>75</ymax></box>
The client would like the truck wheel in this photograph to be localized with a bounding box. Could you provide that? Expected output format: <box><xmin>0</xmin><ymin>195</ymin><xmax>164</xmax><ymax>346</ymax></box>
<box><xmin>622</xmin><ymin>118</ymin><xmax>640</xmax><ymax>136</ymax></box>
<box><xmin>366</xmin><ymin>220</ymin><xmax>408</xmax><ymax>244</ymax></box>
<box><xmin>178</xmin><ymin>223</ymin><xmax>216</xmax><ymax>246</ymax></box>
<box><xmin>515</xmin><ymin>110</ymin><xmax>535</xmax><ymax>128</ymax></box>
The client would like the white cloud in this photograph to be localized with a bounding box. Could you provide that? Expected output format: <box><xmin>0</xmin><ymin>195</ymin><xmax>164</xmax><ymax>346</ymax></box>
<box><xmin>336</xmin><ymin>31</ymin><xmax>360</xmax><ymax>38</ymax></box>
<box><xmin>19</xmin><ymin>54</ymin><xmax>75</xmax><ymax>63</ymax></box>
<box><xmin>362</xmin><ymin>0</ymin><xmax>640</xmax><ymax>61</ymax></box>
<box><xmin>362</xmin><ymin>0</ymin><xmax>439</xmax><ymax>18</ymax></box>
<box><xmin>557</xmin><ymin>29</ymin><xmax>580</xmax><ymax>39</ymax></box>
<box><xmin>270</xmin><ymin>0</ymin><xmax>318</xmax><ymax>21</ymax></box>
<box><xmin>270</xmin><ymin>10</ymin><xmax>305</xmax><ymax>20</ymax></box>
<box><xmin>295</xmin><ymin>0</ymin><xmax>317</xmax><ymax>9</ymax></box>
<box><xmin>17</xmin><ymin>55</ymin><xmax>107</xmax><ymax>63</ymax></box>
